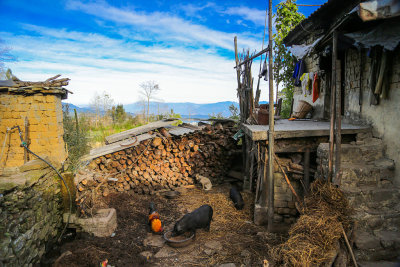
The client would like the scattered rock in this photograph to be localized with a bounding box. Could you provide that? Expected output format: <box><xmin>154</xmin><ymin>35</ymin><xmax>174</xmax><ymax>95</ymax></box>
<box><xmin>140</xmin><ymin>251</ymin><xmax>153</xmax><ymax>261</ymax></box>
<box><xmin>53</xmin><ymin>250</ymin><xmax>72</xmax><ymax>267</ymax></box>
<box><xmin>204</xmin><ymin>249</ymin><xmax>215</xmax><ymax>256</ymax></box>
<box><xmin>154</xmin><ymin>246</ymin><xmax>177</xmax><ymax>258</ymax></box>
<box><xmin>143</xmin><ymin>233</ymin><xmax>165</xmax><ymax>248</ymax></box>
<box><xmin>240</xmin><ymin>250</ymin><xmax>251</xmax><ymax>258</ymax></box>
<box><xmin>354</xmin><ymin>232</ymin><xmax>381</xmax><ymax>250</ymax></box>
<box><xmin>204</xmin><ymin>240</ymin><xmax>222</xmax><ymax>251</ymax></box>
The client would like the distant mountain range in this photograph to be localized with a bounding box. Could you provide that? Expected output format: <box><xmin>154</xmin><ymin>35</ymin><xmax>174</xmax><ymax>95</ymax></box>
<box><xmin>62</xmin><ymin>101</ymin><xmax>261</xmax><ymax>118</ymax></box>
<box><xmin>63</xmin><ymin>101</ymin><xmax>269</xmax><ymax>118</ymax></box>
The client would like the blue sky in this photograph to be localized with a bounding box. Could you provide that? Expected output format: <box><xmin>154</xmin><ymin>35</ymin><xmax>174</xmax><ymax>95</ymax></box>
<box><xmin>1</xmin><ymin>0</ymin><xmax>326</xmax><ymax>105</ymax></box>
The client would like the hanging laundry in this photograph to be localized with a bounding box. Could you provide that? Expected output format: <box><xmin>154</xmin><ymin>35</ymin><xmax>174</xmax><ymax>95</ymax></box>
<box><xmin>293</xmin><ymin>61</ymin><xmax>300</xmax><ymax>79</ymax></box>
<box><xmin>309</xmin><ymin>72</ymin><xmax>314</xmax><ymax>95</ymax></box>
<box><xmin>294</xmin><ymin>60</ymin><xmax>305</xmax><ymax>87</ymax></box>
<box><xmin>300</xmin><ymin>73</ymin><xmax>311</xmax><ymax>96</ymax></box>
<box><xmin>260</xmin><ymin>58</ymin><xmax>268</xmax><ymax>81</ymax></box>
<box><xmin>312</xmin><ymin>72</ymin><xmax>320</xmax><ymax>103</ymax></box>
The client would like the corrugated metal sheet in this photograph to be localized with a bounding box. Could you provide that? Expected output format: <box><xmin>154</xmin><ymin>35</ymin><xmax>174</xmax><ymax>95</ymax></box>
<box><xmin>284</xmin><ymin>0</ymin><xmax>360</xmax><ymax>46</ymax></box>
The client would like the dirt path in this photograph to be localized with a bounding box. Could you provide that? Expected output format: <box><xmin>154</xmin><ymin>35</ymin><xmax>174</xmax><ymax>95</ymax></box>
<box><xmin>54</xmin><ymin>185</ymin><xmax>281</xmax><ymax>267</ymax></box>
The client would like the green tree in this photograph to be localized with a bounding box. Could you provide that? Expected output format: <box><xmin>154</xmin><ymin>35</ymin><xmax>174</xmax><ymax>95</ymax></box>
<box><xmin>111</xmin><ymin>104</ymin><xmax>127</xmax><ymax>123</ymax></box>
<box><xmin>228</xmin><ymin>104</ymin><xmax>239</xmax><ymax>121</ymax></box>
<box><xmin>273</xmin><ymin>0</ymin><xmax>305</xmax><ymax>118</ymax></box>
<box><xmin>209</xmin><ymin>112</ymin><xmax>224</xmax><ymax>119</ymax></box>
<box><xmin>63</xmin><ymin>104</ymin><xmax>90</xmax><ymax>172</ymax></box>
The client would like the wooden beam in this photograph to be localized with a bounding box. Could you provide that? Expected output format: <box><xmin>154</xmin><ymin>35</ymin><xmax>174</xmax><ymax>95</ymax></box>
<box><xmin>304</xmin><ymin>149</ymin><xmax>310</xmax><ymax>194</ymax></box>
<box><xmin>234</xmin><ymin>46</ymin><xmax>269</xmax><ymax>69</ymax></box>
<box><xmin>82</xmin><ymin>133</ymin><xmax>155</xmax><ymax>161</ymax></box>
<box><xmin>335</xmin><ymin>58</ymin><xmax>342</xmax><ymax>185</ymax></box>
<box><xmin>104</xmin><ymin>119</ymin><xmax>177</xmax><ymax>144</ymax></box>
<box><xmin>267</xmin><ymin>0</ymin><xmax>275</xmax><ymax>233</ymax></box>
<box><xmin>328</xmin><ymin>31</ymin><xmax>338</xmax><ymax>182</ymax></box>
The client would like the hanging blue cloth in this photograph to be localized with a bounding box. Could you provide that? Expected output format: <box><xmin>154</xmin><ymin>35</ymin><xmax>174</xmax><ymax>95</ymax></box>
<box><xmin>293</xmin><ymin>61</ymin><xmax>300</xmax><ymax>79</ymax></box>
<box><xmin>294</xmin><ymin>60</ymin><xmax>305</xmax><ymax>87</ymax></box>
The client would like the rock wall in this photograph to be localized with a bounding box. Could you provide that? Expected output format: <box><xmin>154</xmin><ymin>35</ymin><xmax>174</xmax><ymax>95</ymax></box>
<box><xmin>344</xmin><ymin>47</ymin><xmax>400</xmax><ymax>185</ymax></box>
<box><xmin>273</xmin><ymin>168</ymin><xmax>301</xmax><ymax>224</ymax></box>
<box><xmin>0</xmin><ymin>93</ymin><xmax>66</xmax><ymax>168</ymax></box>
<box><xmin>0</xmin><ymin>161</ymin><xmax>63</xmax><ymax>266</ymax></box>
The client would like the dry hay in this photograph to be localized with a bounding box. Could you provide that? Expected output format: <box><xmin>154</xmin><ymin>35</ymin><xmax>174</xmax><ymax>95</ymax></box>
<box><xmin>270</xmin><ymin>179</ymin><xmax>353</xmax><ymax>267</ymax></box>
<box><xmin>174</xmin><ymin>185</ymin><xmax>273</xmax><ymax>266</ymax></box>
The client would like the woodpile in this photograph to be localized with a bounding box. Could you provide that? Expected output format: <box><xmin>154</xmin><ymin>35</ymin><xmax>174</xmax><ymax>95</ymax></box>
<box><xmin>75</xmin><ymin>122</ymin><xmax>238</xmax><ymax>216</ymax></box>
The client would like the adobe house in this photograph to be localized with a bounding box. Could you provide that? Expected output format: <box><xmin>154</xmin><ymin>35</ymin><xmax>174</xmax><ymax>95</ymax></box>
<box><xmin>281</xmin><ymin>0</ymin><xmax>400</xmax><ymax>261</ymax></box>
<box><xmin>0</xmin><ymin>76</ymin><xmax>71</xmax><ymax>266</ymax></box>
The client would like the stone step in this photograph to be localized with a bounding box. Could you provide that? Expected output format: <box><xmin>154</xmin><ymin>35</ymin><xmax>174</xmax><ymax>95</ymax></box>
<box><xmin>343</xmin><ymin>187</ymin><xmax>400</xmax><ymax>211</ymax></box>
<box><xmin>353</xmin><ymin>206</ymin><xmax>400</xmax><ymax>232</ymax></box>
<box><xmin>339</xmin><ymin>159</ymin><xmax>395</xmax><ymax>188</ymax></box>
<box><xmin>355</xmin><ymin>230</ymin><xmax>400</xmax><ymax>261</ymax></box>
<box><xmin>317</xmin><ymin>138</ymin><xmax>385</xmax><ymax>164</ymax></box>
<box><xmin>359</xmin><ymin>261</ymin><xmax>400</xmax><ymax>267</ymax></box>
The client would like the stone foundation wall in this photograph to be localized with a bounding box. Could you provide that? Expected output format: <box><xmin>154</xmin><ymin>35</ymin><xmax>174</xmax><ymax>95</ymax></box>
<box><xmin>0</xmin><ymin>161</ymin><xmax>63</xmax><ymax>266</ymax></box>
<box><xmin>344</xmin><ymin>47</ymin><xmax>400</xmax><ymax>185</ymax></box>
<box><xmin>0</xmin><ymin>93</ymin><xmax>66</xmax><ymax>168</ymax></box>
<box><xmin>273</xmin><ymin>169</ymin><xmax>301</xmax><ymax>224</ymax></box>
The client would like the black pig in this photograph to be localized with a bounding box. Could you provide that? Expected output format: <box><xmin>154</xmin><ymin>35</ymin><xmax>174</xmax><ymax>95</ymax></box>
<box><xmin>230</xmin><ymin>187</ymin><xmax>244</xmax><ymax>210</ymax></box>
<box><xmin>173</xmin><ymin>205</ymin><xmax>213</xmax><ymax>236</ymax></box>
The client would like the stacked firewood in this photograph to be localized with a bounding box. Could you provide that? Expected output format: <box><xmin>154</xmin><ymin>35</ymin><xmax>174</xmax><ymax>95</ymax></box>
<box><xmin>76</xmin><ymin>123</ymin><xmax>238</xmax><ymax>216</ymax></box>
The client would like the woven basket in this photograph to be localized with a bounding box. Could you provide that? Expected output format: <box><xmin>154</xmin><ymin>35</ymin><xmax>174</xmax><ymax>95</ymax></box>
<box><xmin>292</xmin><ymin>100</ymin><xmax>312</xmax><ymax>119</ymax></box>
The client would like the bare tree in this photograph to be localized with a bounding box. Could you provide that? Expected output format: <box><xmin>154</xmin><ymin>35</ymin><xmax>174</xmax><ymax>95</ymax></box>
<box><xmin>0</xmin><ymin>39</ymin><xmax>16</xmax><ymax>79</ymax></box>
<box><xmin>90</xmin><ymin>91</ymin><xmax>114</xmax><ymax>127</ymax></box>
<box><xmin>139</xmin><ymin>81</ymin><xmax>160</xmax><ymax>122</ymax></box>
<box><xmin>90</xmin><ymin>92</ymin><xmax>102</xmax><ymax>127</ymax></box>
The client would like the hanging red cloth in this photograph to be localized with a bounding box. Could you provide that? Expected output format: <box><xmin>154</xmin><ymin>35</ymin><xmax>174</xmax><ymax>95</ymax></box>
<box><xmin>312</xmin><ymin>73</ymin><xmax>320</xmax><ymax>103</ymax></box>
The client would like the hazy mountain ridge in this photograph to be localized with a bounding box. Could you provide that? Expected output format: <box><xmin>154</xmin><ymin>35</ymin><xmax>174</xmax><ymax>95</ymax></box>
<box><xmin>63</xmin><ymin>101</ymin><xmax>249</xmax><ymax>117</ymax></box>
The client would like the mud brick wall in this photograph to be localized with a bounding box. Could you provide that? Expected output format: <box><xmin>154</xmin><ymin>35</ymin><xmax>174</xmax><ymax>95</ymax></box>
<box><xmin>0</xmin><ymin>165</ymin><xmax>63</xmax><ymax>266</ymax></box>
<box><xmin>0</xmin><ymin>93</ymin><xmax>66</xmax><ymax>168</ymax></box>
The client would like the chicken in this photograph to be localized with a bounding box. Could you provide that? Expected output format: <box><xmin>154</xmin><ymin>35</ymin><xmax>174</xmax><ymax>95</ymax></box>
<box><xmin>148</xmin><ymin>202</ymin><xmax>163</xmax><ymax>233</ymax></box>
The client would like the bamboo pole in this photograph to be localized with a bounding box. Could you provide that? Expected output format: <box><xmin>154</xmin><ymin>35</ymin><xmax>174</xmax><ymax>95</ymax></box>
<box><xmin>267</xmin><ymin>0</ymin><xmax>275</xmax><ymax>232</ymax></box>
<box><xmin>328</xmin><ymin>31</ymin><xmax>338</xmax><ymax>182</ymax></box>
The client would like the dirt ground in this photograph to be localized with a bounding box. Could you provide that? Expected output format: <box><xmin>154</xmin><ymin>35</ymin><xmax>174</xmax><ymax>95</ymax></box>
<box><xmin>52</xmin><ymin>184</ymin><xmax>282</xmax><ymax>267</ymax></box>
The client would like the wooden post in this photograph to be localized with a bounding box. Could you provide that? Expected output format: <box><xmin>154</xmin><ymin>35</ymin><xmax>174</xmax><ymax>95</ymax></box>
<box><xmin>261</xmin><ymin>142</ymin><xmax>268</xmax><ymax>206</ymax></box>
<box><xmin>304</xmin><ymin>148</ymin><xmax>310</xmax><ymax>194</ymax></box>
<box><xmin>234</xmin><ymin>36</ymin><xmax>243</xmax><ymax>122</ymax></box>
<box><xmin>249</xmin><ymin>141</ymin><xmax>254</xmax><ymax>191</ymax></box>
<box><xmin>328</xmin><ymin>31</ymin><xmax>338</xmax><ymax>182</ymax></box>
<box><xmin>267</xmin><ymin>0</ymin><xmax>275</xmax><ymax>232</ymax></box>
<box><xmin>335</xmin><ymin>58</ymin><xmax>342</xmax><ymax>185</ymax></box>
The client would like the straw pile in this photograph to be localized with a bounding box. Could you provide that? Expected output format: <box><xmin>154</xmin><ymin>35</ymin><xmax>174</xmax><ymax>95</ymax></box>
<box><xmin>173</xmin><ymin>186</ymin><xmax>275</xmax><ymax>266</ymax></box>
<box><xmin>270</xmin><ymin>179</ymin><xmax>353</xmax><ymax>267</ymax></box>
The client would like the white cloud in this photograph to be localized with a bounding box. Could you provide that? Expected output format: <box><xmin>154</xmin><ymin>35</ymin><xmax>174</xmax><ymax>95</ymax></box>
<box><xmin>3</xmin><ymin>26</ymin><xmax>242</xmax><ymax>105</ymax></box>
<box><xmin>2</xmin><ymin>1</ymin><xmax>272</xmax><ymax>107</ymax></box>
<box><xmin>223</xmin><ymin>6</ymin><xmax>266</xmax><ymax>26</ymax></box>
<box><xmin>65</xmin><ymin>0</ymin><xmax>260</xmax><ymax>51</ymax></box>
